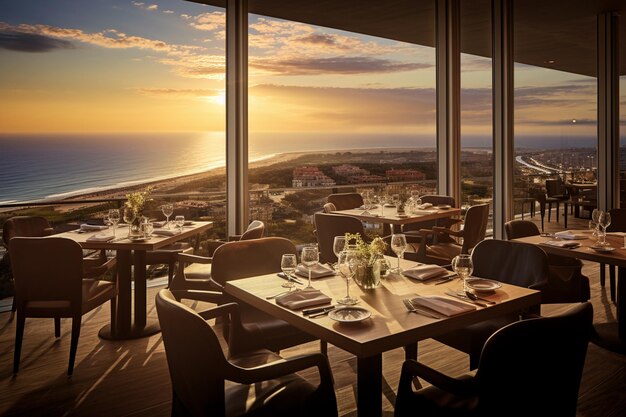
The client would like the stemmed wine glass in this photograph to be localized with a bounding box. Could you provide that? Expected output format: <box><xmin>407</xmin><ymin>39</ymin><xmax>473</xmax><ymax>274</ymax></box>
<box><xmin>161</xmin><ymin>204</ymin><xmax>174</xmax><ymax>229</ymax></box>
<box><xmin>280</xmin><ymin>254</ymin><xmax>298</xmax><ymax>288</ymax></box>
<box><xmin>123</xmin><ymin>208</ymin><xmax>136</xmax><ymax>237</ymax></box>
<box><xmin>332</xmin><ymin>236</ymin><xmax>346</xmax><ymax>271</ymax></box>
<box><xmin>108</xmin><ymin>209</ymin><xmax>120</xmax><ymax>238</ymax></box>
<box><xmin>301</xmin><ymin>246</ymin><xmax>319</xmax><ymax>290</ymax></box>
<box><xmin>174</xmin><ymin>215</ymin><xmax>185</xmax><ymax>232</ymax></box>
<box><xmin>598</xmin><ymin>211</ymin><xmax>612</xmax><ymax>246</ymax></box>
<box><xmin>452</xmin><ymin>254</ymin><xmax>474</xmax><ymax>292</ymax></box>
<box><xmin>337</xmin><ymin>249</ymin><xmax>358</xmax><ymax>305</ymax></box>
<box><xmin>390</xmin><ymin>233</ymin><xmax>407</xmax><ymax>273</ymax></box>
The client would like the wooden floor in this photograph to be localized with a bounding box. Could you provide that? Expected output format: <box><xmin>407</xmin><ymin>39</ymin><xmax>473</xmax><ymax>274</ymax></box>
<box><xmin>1</xmin><ymin>210</ymin><xmax>625</xmax><ymax>416</ymax></box>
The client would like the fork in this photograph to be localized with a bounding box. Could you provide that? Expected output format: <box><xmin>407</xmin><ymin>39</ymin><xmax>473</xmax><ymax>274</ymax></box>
<box><xmin>265</xmin><ymin>289</ymin><xmax>292</xmax><ymax>300</ymax></box>
<box><xmin>402</xmin><ymin>298</ymin><xmax>440</xmax><ymax>319</ymax></box>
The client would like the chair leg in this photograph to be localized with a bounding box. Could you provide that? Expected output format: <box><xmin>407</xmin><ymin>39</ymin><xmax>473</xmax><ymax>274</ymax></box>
<box><xmin>600</xmin><ymin>263</ymin><xmax>606</xmax><ymax>287</ymax></box>
<box><xmin>609</xmin><ymin>266</ymin><xmax>616</xmax><ymax>302</ymax></box>
<box><xmin>54</xmin><ymin>317</ymin><xmax>61</xmax><ymax>338</ymax></box>
<box><xmin>548</xmin><ymin>203</ymin><xmax>552</xmax><ymax>222</ymax></box>
<box><xmin>556</xmin><ymin>202</ymin><xmax>560</xmax><ymax>223</ymax></box>
<box><xmin>13</xmin><ymin>313</ymin><xmax>26</xmax><ymax>374</ymax></box>
<box><xmin>167</xmin><ymin>262</ymin><xmax>175</xmax><ymax>288</ymax></box>
<box><xmin>320</xmin><ymin>340</ymin><xmax>328</xmax><ymax>356</ymax></box>
<box><xmin>110</xmin><ymin>297</ymin><xmax>117</xmax><ymax>338</ymax></box>
<box><xmin>68</xmin><ymin>316</ymin><xmax>82</xmax><ymax>376</ymax></box>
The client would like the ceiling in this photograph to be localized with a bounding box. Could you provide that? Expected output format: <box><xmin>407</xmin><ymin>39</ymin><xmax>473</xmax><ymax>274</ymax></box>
<box><xmin>189</xmin><ymin>0</ymin><xmax>626</xmax><ymax>77</ymax></box>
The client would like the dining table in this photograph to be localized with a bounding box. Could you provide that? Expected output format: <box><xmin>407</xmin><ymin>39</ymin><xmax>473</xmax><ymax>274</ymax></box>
<box><xmin>513</xmin><ymin>231</ymin><xmax>626</xmax><ymax>354</ymax></box>
<box><xmin>224</xmin><ymin>256</ymin><xmax>540</xmax><ymax>417</ymax></box>
<box><xmin>56</xmin><ymin>221</ymin><xmax>213</xmax><ymax>340</ymax></box>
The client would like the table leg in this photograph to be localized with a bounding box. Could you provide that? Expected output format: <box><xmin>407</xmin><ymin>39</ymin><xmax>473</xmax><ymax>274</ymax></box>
<box><xmin>357</xmin><ymin>354</ymin><xmax>382</xmax><ymax>417</ymax></box>
<box><xmin>592</xmin><ymin>266</ymin><xmax>626</xmax><ymax>354</ymax></box>
<box><xmin>99</xmin><ymin>249</ymin><xmax>131</xmax><ymax>339</ymax></box>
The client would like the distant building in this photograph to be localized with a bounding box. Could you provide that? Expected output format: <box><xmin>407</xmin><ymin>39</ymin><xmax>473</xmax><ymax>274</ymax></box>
<box><xmin>292</xmin><ymin>166</ymin><xmax>336</xmax><ymax>188</ymax></box>
<box><xmin>349</xmin><ymin>174</ymin><xmax>385</xmax><ymax>184</ymax></box>
<box><xmin>385</xmin><ymin>169</ymin><xmax>425</xmax><ymax>182</ymax></box>
<box><xmin>332</xmin><ymin>164</ymin><xmax>369</xmax><ymax>177</ymax></box>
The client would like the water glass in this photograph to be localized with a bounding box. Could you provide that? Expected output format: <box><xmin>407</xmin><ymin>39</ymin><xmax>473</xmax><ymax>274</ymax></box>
<box><xmin>141</xmin><ymin>220</ymin><xmax>154</xmax><ymax>239</ymax></box>
<box><xmin>452</xmin><ymin>254</ymin><xmax>474</xmax><ymax>291</ymax></box>
<box><xmin>333</xmin><ymin>236</ymin><xmax>346</xmax><ymax>268</ymax></box>
<box><xmin>337</xmin><ymin>249</ymin><xmax>358</xmax><ymax>305</ymax></box>
<box><xmin>108</xmin><ymin>209</ymin><xmax>120</xmax><ymax>237</ymax></box>
<box><xmin>174</xmin><ymin>215</ymin><xmax>185</xmax><ymax>231</ymax></box>
<box><xmin>301</xmin><ymin>246</ymin><xmax>319</xmax><ymax>290</ymax></box>
<box><xmin>390</xmin><ymin>233</ymin><xmax>407</xmax><ymax>273</ymax></box>
<box><xmin>280</xmin><ymin>254</ymin><xmax>298</xmax><ymax>288</ymax></box>
<box><xmin>123</xmin><ymin>208</ymin><xmax>136</xmax><ymax>237</ymax></box>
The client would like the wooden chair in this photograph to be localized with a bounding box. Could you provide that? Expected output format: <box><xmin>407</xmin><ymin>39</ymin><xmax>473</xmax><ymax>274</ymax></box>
<box><xmin>545</xmin><ymin>178</ymin><xmax>569</xmax><ymax>224</ymax></box>
<box><xmin>433</xmin><ymin>239</ymin><xmax>548</xmax><ymax>369</ymax></box>
<box><xmin>204</xmin><ymin>220</ymin><xmax>264</xmax><ymax>257</ymax></box>
<box><xmin>327</xmin><ymin>192</ymin><xmax>364</xmax><ymax>210</ymax></box>
<box><xmin>405</xmin><ymin>203</ymin><xmax>489</xmax><ymax>265</ymax></box>
<box><xmin>401</xmin><ymin>195</ymin><xmax>460</xmax><ymax>243</ymax></box>
<box><xmin>505</xmin><ymin>219</ymin><xmax>590</xmax><ymax>303</ymax></box>
<box><xmin>395</xmin><ymin>302</ymin><xmax>593</xmax><ymax>417</ymax></box>
<box><xmin>313</xmin><ymin>212</ymin><xmax>371</xmax><ymax>264</ymax></box>
<box><xmin>171</xmin><ymin>237</ymin><xmax>320</xmax><ymax>353</ymax></box>
<box><xmin>323</xmin><ymin>202</ymin><xmax>337</xmax><ymax>213</ymax></box>
<box><xmin>155</xmin><ymin>289</ymin><xmax>338</xmax><ymax>417</ymax></box>
<box><xmin>10</xmin><ymin>237</ymin><xmax>117</xmax><ymax>375</ymax></box>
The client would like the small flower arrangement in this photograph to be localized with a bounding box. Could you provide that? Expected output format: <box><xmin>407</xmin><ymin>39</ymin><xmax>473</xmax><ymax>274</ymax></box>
<box><xmin>125</xmin><ymin>186</ymin><xmax>153</xmax><ymax>215</ymax></box>
<box><xmin>344</xmin><ymin>232</ymin><xmax>387</xmax><ymax>266</ymax></box>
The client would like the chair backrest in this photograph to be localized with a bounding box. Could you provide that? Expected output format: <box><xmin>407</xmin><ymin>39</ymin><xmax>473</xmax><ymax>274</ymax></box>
<box><xmin>504</xmin><ymin>219</ymin><xmax>540</xmax><ymax>240</ymax></box>
<box><xmin>314</xmin><ymin>212</ymin><xmax>367</xmax><ymax>264</ymax></box>
<box><xmin>420</xmin><ymin>195</ymin><xmax>455</xmax><ymax>207</ymax></box>
<box><xmin>327</xmin><ymin>193</ymin><xmax>364</xmax><ymax>210</ymax></box>
<box><xmin>472</xmin><ymin>239</ymin><xmax>548</xmax><ymax>288</ymax></box>
<box><xmin>323</xmin><ymin>202</ymin><xmax>337</xmax><ymax>213</ymax></box>
<box><xmin>9</xmin><ymin>237</ymin><xmax>84</xmax><ymax>313</ymax></box>
<box><xmin>240</xmin><ymin>220</ymin><xmax>265</xmax><ymax>240</ymax></box>
<box><xmin>545</xmin><ymin>178</ymin><xmax>566</xmax><ymax>197</ymax></box>
<box><xmin>460</xmin><ymin>204</ymin><xmax>489</xmax><ymax>253</ymax></box>
<box><xmin>476</xmin><ymin>302</ymin><xmax>593</xmax><ymax>416</ymax></box>
<box><xmin>3</xmin><ymin>216</ymin><xmax>53</xmax><ymax>246</ymax></box>
<box><xmin>607</xmin><ymin>208</ymin><xmax>626</xmax><ymax>232</ymax></box>
<box><xmin>210</xmin><ymin>237</ymin><xmax>297</xmax><ymax>286</ymax></box>
<box><xmin>155</xmin><ymin>289</ymin><xmax>228</xmax><ymax>416</ymax></box>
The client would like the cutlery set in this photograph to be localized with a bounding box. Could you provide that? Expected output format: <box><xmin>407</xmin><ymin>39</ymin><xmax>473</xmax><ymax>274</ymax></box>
<box><xmin>444</xmin><ymin>290</ymin><xmax>495</xmax><ymax>307</ymax></box>
<box><xmin>402</xmin><ymin>298</ymin><xmax>441</xmax><ymax>319</ymax></box>
<box><xmin>303</xmin><ymin>305</ymin><xmax>336</xmax><ymax>318</ymax></box>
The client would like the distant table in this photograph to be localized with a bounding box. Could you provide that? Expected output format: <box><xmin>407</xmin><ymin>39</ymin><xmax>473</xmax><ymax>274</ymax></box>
<box><xmin>225</xmin><ymin>256</ymin><xmax>540</xmax><ymax>417</ymax></box>
<box><xmin>56</xmin><ymin>221</ymin><xmax>213</xmax><ymax>340</ymax></box>
<box><xmin>513</xmin><ymin>232</ymin><xmax>626</xmax><ymax>354</ymax></box>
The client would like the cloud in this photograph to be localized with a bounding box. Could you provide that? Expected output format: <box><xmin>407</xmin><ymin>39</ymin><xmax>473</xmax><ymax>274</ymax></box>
<box><xmin>190</xmin><ymin>11</ymin><xmax>225</xmax><ymax>32</ymax></box>
<box><xmin>252</xmin><ymin>56</ymin><xmax>432</xmax><ymax>75</ymax></box>
<box><xmin>138</xmin><ymin>88</ymin><xmax>220</xmax><ymax>97</ymax></box>
<box><xmin>163</xmin><ymin>10</ymin><xmax>174</xmax><ymax>14</ymax></box>
<box><xmin>132</xmin><ymin>2</ymin><xmax>158</xmax><ymax>11</ymax></box>
<box><xmin>0</xmin><ymin>30</ymin><xmax>74</xmax><ymax>52</ymax></box>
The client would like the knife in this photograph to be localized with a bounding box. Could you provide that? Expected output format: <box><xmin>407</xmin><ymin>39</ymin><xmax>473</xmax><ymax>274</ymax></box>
<box><xmin>277</xmin><ymin>272</ymin><xmax>304</xmax><ymax>285</ymax></box>
<box><xmin>444</xmin><ymin>291</ymin><xmax>489</xmax><ymax>307</ymax></box>
<box><xmin>302</xmin><ymin>305</ymin><xmax>336</xmax><ymax>316</ymax></box>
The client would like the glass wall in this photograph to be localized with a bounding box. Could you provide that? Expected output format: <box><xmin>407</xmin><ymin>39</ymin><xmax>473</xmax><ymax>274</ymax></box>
<box><xmin>247</xmin><ymin>10</ymin><xmax>436</xmax><ymax>245</ymax></box>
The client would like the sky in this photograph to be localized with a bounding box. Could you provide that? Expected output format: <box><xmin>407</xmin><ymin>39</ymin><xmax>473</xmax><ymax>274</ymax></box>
<box><xmin>0</xmin><ymin>0</ymin><xmax>602</xmax><ymax>147</ymax></box>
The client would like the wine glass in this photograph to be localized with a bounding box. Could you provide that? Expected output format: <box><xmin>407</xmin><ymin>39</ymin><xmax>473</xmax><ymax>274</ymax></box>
<box><xmin>452</xmin><ymin>254</ymin><xmax>474</xmax><ymax>292</ymax></box>
<box><xmin>591</xmin><ymin>209</ymin><xmax>601</xmax><ymax>236</ymax></box>
<box><xmin>123</xmin><ymin>208</ymin><xmax>136</xmax><ymax>237</ymax></box>
<box><xmin>589</xmin><ymin>220</ymin><xmax>599</xmax><ymax>243</ymax></box>
<box><xmin>280</xmin><ymin>254</ymin><xmax>298</xmax><ymax>288</ymax></box>
<box><xmin>599</xmin><ymin>212</ymin><xmax>612</xmax><ymax>246</ymax></box>
<box><xmin>337</xmin><ymin>249</ymin><xmax>358</xmax><ymax>305</ymax></box>
<box><xmin>161</xmin><ymin>204</ymin><xmax>174</xmax><ymax>229</ymax></box>
<box><xmin>390</xmin><ymin>233</ymin><xmax>407</xmax><ymax>273</ymax></box>
<box><xmin>108</xmin><ymin>209</ymin><xmax>120</xmax><ymax>237</ymax></box>
<box><xmin>174</xmin><ymin>215</ymin><xmax>185</xmax><ymax>231</ymax></box>
<box><xmin>332</xmin><ymin>236</ymin><xmax>346</xmax><ymax>271</ymax></box>
<box><xmin>301</xmin><ymin>246</ymin><xmax>319</xmax><ymax>290</ymax></box>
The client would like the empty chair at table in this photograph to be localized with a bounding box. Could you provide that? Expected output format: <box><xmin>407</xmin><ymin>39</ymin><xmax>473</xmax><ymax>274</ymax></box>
<box><xmin>545</xmin><ymin>178</ymin><xmax>569</xmax><ymax>224</ymax></box>
<box><xmin>10</xmin><ymin>237</ymin><xmax>117</xmax><ymax>375</ymax></box>
<box><xmin>401</xmin><ymin>195</ymin><xmax>460</xmax><ymax>244</ymax></box>
<box><xmin>505</xmin><ymin>219</ymin><xmax>590</xmax><ymax>304</ymax></box>
<box><xmin>313</xmin><ymin>212</ymin><xmax>371</xmax><ymax>265</ymax></box>
<box><xmin>394</xmin><ymin>302</ymin><xmax>593</xmax><ymax>417</ymax></box>
<box><xmin>156</xmin><ymin>289</ymin><xmax>338</xmax><ymax>417</ymax></box>
<box><xmin>327</xmin><ymin>192</ymin><xmax>364</xmax><ymax>210</ymax></box>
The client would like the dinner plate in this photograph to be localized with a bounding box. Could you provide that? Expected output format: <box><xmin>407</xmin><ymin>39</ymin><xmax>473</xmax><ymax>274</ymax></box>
<box><xmin>437</xmin><ymin>204</ymin><xmax>452</xmax><ymax>210</ymax></box>
<box><xmin>184</xmin><ymin>221</ymin><xmax>194</xmax><ymax>226</ymax></box>
<box><xmin>328</xmin><ymin>306</ymin><xmax>371</xmax><ymax>323</ymax></box>
<box><xmin>128</xmin><ymin>236</ymin><xmax>151</xmax><ymax>243</ymax></box>
<box><xmin>589</xmin><ymin>245</ymin><xmax>616</xmax><ymax>253</ymax></box>
<box><xmin>464</xmin><ymin>278</ymin><xmax>501</xmax><ymax>293</ymax></box>
<box><xmin>396</xmin><ymin>213</ymin><xmax>409</xmax><ymax>218</ymax></box>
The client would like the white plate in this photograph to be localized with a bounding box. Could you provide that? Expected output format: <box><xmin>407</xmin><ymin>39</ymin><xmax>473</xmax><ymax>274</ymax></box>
<box><xmin>128</xmin><ymin>236</ymin><xmax>151</xmax><ymax>242</ymax></box>
<box><xmin>465</xmin><ymin>278</ymin><xmax>502</xmax><ymax>293</ymax></box>
<box><xmin>437</xmin><ymin>204</ymin><xmax>452</xmax><ymax>210</ymax></box>
<box><xmin>590</xmin><ymin>246</ymin><xmax>616</xmax><ymax>253</ymax></box>
<box><xmin>328</xmin><ymin>306</ymin><xmax>371</xmax><ymax>323</ymax></box>
<box><xmin>396</xmin><ymin>214</ymin><xmax>409</xmax><ymax>218</ymax></box>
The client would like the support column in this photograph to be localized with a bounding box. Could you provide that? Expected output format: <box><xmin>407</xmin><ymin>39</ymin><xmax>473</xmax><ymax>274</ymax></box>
<box><xmin>436</xmin><ymin>0</ymin><xmax>461</xmax><ymax>204</ymax></box>
<box><xmin>226</xmin><ymin>0</ymin><xmax>248</xmax><ymax>235</ymax></box>
<box><xmin>492</xmin><ymin>0</ymin><xmax>514</xmax><ymax>240</ymax></box>
<box><xmin>597</xmin><ymin>12</ymin><xmax>620</xmax><ymax>211</ymax></box>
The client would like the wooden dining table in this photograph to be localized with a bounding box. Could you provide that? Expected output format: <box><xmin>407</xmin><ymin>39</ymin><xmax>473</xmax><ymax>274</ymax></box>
<box><xmin>332</xmin><ymin>205</ymin><xmax>462</xmax><ymax>227</ymax></box>
<box><xmin>513</xmin><ymin>231</ymin><xmax>626</xmax><ymax>354</ymax></box>
<box><xmin>224</xmin><ymin>256</ymin><xmax>540</xmax><ymax>417</ymax></box>
<box><xmin>56</xmin><ymin>221</ymin><xmax>213</xmax><ymax>340</ymax></box>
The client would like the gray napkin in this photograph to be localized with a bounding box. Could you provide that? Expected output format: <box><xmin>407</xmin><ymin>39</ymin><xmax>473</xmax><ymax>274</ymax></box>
<box><xmin>275</xmin><ymin>289</ymin><xmax>332</xmax><ymax>310</ymax></box>
<box><xmin>295</xmin><ymin>263</ymin><xmax>336</xmax><ymax>279</ymax></box>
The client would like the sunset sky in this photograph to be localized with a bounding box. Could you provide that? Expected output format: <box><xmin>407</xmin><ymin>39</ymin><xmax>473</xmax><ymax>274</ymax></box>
<box><xmin>0</xmin><ymin>0</ymin><xmax>603</xmax><ymax>146</ymax></box>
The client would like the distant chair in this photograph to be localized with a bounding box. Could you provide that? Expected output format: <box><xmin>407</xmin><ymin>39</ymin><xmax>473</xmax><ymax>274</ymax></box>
<box><xmin>402</xmin><ymin>195</ymin><xmax>460</xmax><ymax>244</ymax></box>
<box><xmin>156</xmin><ymin>289</ymin><xmax>338</xmax><ymax>417</ymax></box>
<box><xmin>327</xmin><ymin>192</ymin><xmax>364</xmax><ymax>210</ymax></box>
<box><xmin>10</xmin><ymin>237</ymin><xmax>117</xmax><ymax>375</ymax></box>
<box><xmin>314</xmin><ymin>212</ymin><xmax>371</xmax><ymax>264</ymax></box>
<box><xmin>545</xmin><ymin>178</ymin><xmax>569</xmax><ymax>224</ymax></box>
<box><xmin>505</xmin><ymin>219</ymin><xmax>591</xmax><ymax>304</ymax></box>
<box><xmin>323</xmin><ymin>202</ymin><xmax>337</xmax><ymax>213</ymax></box>
<box><xmin>394</xmin><ymin>302</ymin><xmax>593</xmax><ymax>417</ymax></box>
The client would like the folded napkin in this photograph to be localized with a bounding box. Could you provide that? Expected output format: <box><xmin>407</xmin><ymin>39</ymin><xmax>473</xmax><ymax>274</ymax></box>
<box><xmin>554</xmin><ymin>230</ymin><xmax>587</xmax><ymax>240</ymax></box>
<box><xmin>403</xmin><ymin>264</ymin><xmax>449</xmax><ymax>281</ymax></box>
<box><xmin>413</xmin><ymin>209</ymin><xmax>438</xmax><ymax>215</ymax></box>
<box><xmin>417</xmin><ymin>203</ymin><xmax>433</xmax><ymax>209</ymax></box>
<box><xmin>542</xmin><ymin>240</ymin><xmax>581</xmax><ymax>248</ymax></box>
<box><xmin>80</xmin><ymin>224</ymin><xmax>108</xmax><ymax>231</ymax></box>
<box><xmin>409</xmin><ymin>295</ymin><xmax>476</xmax><ymax>316</ymax></box>
<box><xmin>295</xmin><ymin>263</ymin><xmax>336</xmax><ymax>279</ymax></box>
<box><xmin>152</xmin><ymin>221</ymin><xmax>167</xmax><ymax>228</ymax></box>
<box><xmin>86</xmin><ymin>233</ymin><xmax>114</xmax><ymax>242</ymax></box>
<box><xmin>275</xmin><ymin>289</ymin><xmax>332</xmax><ymax>310</ymax></box>
<box><xmin>153</xmin><ymin>228</ymin><xmax>181</xmax><ymax>237</ymax></box>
